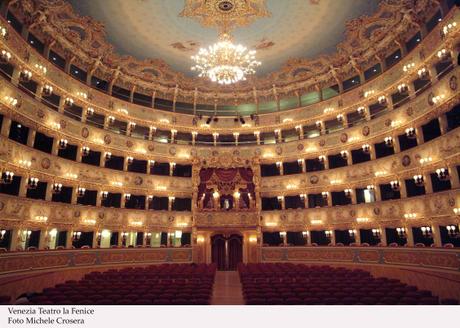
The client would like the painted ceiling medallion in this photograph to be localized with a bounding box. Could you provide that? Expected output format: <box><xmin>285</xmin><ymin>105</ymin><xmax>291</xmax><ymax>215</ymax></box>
<box><xmin>183</xmin><ymin>0</ymin><xmax>269</xmax><ymax>84</ymax></box>
<box><xmin>179</xmin><ymin>0</ymin><xmax>270</xmax><ymax>31</ymax></box>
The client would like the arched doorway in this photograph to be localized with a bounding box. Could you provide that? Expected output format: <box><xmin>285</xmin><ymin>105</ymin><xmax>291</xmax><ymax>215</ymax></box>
<box><xmin>211</xmin><ymin>234</ymin><xmax>243</xmax><ymax>271</ymax></box>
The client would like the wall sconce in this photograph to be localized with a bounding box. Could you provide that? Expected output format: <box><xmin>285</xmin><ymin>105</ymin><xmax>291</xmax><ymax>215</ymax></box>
<box><xmin>302</xmin><ymin>231</ymin><xmax>309</xmax><ymax>238</ymax></box>
<box><xmin>417</xmin><ymin>68</ymin><xmax>428</xmax><ymax>79</ymax></box>
<box><xmin>348</xmin><ymin>229</ymin><xmax>356</xmax><ymax>237</ymax></box>
<box><xmin>297</xmin><ymin>158</ymin><xmax>304</xmax><ymax>166</ymax></box>
<box><xmin>19</xmin><ymin>69</ymin><xmax>32</xmax><ymax>82</ymax></box>
<box><xmin>0</xmin><ymin>229</ymin><xmax>6</xmax><ymax>240</ymax></box>
<box><xmin>86</xmin><ymin>107</ymin><xmax>94</xmax><ymax>116</ymax></box>
<box><xmin>64</xmin><ymin>97</ymin><xmax>74</xmax><ymax>107</ymax></box>
<box><xmin>104</xmin><ymin>152</ymin><xmax>112</xmax><ymax>161</ymax></box>
<box><xmin>129</xmin><ymin>122</ymin><xmax>136</xmax><ymax>129</ymax></box>
<box><xmin>431</xmin><ymin>94</ymin><xmax>445</xmax><ymax>104</ymax></box>
<box><xmin>42</xmin><ymin>84</ymin><xmax>53</xmax><ymax>96</ymax></box>
<box><xmin>1</xmin><ymin>171</ymin><xmax>14</xmax><ymax>184</ymax></box>
<box><xmin>295</xmin><ymin>125</ymin><xmax>302</xmax><ymax>132</ymax></box>
<box><xmin>58</xmin><ymin>139</ymin><xmax>68</xmax><ymax>150</ymax></box>
<box><xmin>277</xmin><ymin>195</ymin><xmax>283</xmax><ymax>203</ymax></box>
<box><xmin>321</xmin><ymin>191</ymin><xmax>329</xmax><ymax>200</ymax></box>
<box><xmin>405</xmin><ymin>127</ymin><xmax>416</xmax><ymax>139</ymax></box>
<box><xmin>311</xmin><ymin>219</ymin><xmax>323</xmax><ymax>225</ymax></box>
<box><xmin>362</xmin><ymin>144</ymin><xmax>370</xmax><ymax>154</ymax></box>
<box><xmin>437</xmin><ymin>49</ymin><xmax>449</xmax><ymax>60</ymax></box>
<box><xmin>81</xmin><ymin>146</ymin><xmax>90</xmax><ymax>157</ymax></box>
<box><xmin>300</xmin><ymin>193</ymin><xmax>306</xmax><ymax>201</ymax></box>
<box><xmin>340</xmin><ymin>150</ymin><xmax>348</xmax><ymax>159</ymax></box>
<box><xmin>404</xmin><ymin>213</ymin><xmax>417</xmax><ymax>219</ymax></box>
<box><xmin>234</xmin><ymin>191</ymin><xmax>241</xmax><ymax>198</ymax></box>
<box><xmin>397</xmin><ymin>83</ymin><xmax>408</xmax><ymax>93</ymax></box>
<box><xmin>52</xmin><ymin>183</ymin><xmax>62</xmax><ymax>194</ymax></box>
<box><xmin>453</xmin><ymin>208</ymin><xmax>460</xmax><ymax>215</ymax></box>
<box><xmin>420</xmin><ymin>226</ymin><xmax>432</xmax><ymax>238</ymax></box>
<box><xmin>72</xmin><ymin>231</ymin><xmax>82</xmax><ymax>241</ymax></box>
<box><xmin>371</xmin><ymin>228</ymin><xmax>381</xmax><ymax>237</ymax></box>
<box><xmin>35</xmin><ymin>63</ymin><xmax>47</xmax><ymax>75</ymax></box>
<box><xmin>378</xmin><ymin>96</ymin><xmax>387</xmax><ymax>105</ymax></box>
<box><xmin>101</xmin><ymin>191</ymin><xmax>108</xmax><ymax>199</ymax></box>
<box><xmin>197</xmin><ymin>236</ymin><xmax>205</xmax><ymax>243</ymax></box>
<box><xmin>76</xmin><ymin>91</ymin><xmax>87</xmax><ymax>99</ymax></box>
<box><xmin>124</xmin><ymin>193</ymin><xmax>131</xmax><ymax>201</ymax></box>
<box><xmin>170</xmin><ymin>162</ymin><xmax>176</xmax><ymax>170</ymax></box>
<box><xmin>77</xmin><ymin>187</ymin><xmax>86</xmax><ymax>197</ymax></box>
<box><xmin>249</xmin><ymin>236</ymin><xmax>258</xmax><ymax>243</ymax></box>
<box><xmin>336</xmin><ymin>114</ymin><xmax>344</xmax><ymax>122</ymax></box>
<box><xmin>169</xmin><ymin>196</ymin><xmax>175</xmax><ymax>203</ymax></box>
<box><xmin>419</xmin><ymin>157</ymin><xmax>432</xmax><ymax>164</ymax></box>
<box><xmin>366</xmin><ymin>184</ymin><xmax>375</xmax><ymax>191</ymax></box>
<box><xmin>315</xmin><ymin>121</ymin><xmax>322</xmax><ymax>129</ymax></box>
<box><xmin>325</xmin><ymin>230</ymin><xmax>333</xmax><ymax>238</ymax></box>
<box><xmin>364</xmin><ymin>90</ymin><xmax>374</xmax><ymax>98</ymax></box>
<box><xmin>318</xmin><ymin>155</ymin><xmax>326</xmax><ymax>163</ymax></box>
<box><xmin>356</xmin><ymin>217</ymin><xmax>369</xmax><ymax>223</ymax></box>
<box><xmin>0</xmin><ymin>49</ymin><xmax>11</xmax><ymax>63</ymax></box>
<box><xmin>446</xmin><ymin>225</ymin><xmax>458</xmax><ymax>238</ymax></box>
<box><xmin>435</xmin><ymin>168</ymin><xmax>449</xmax><ymax>181</ymax></box>
<box><xmin>276</xmin><ymin>161</ymin><xmax>282</xmax><ymax>168</ymax></box>
<box><xmin>413</xmin><ymin>174</ymin><xmax>424</xmax><ymax>187</ymax></box>
<box><xmin>442</xmin><ymin>22</ymin><xmax>457</xmax><ymax>35</ymax></box>
<box><xmin>27</xmin><ymin>177</ymin><xmax>39</xmax><ymax>189</ymax></box>
<box><xmin>344</xmin><ymin>188</ymin><xmax>352</xmax><ymax>198</ymax></box>
<box><xmin>34</xmin><ymin>215</ymin><xmax>48</xmax><ymax>223</ymax></box>
<box><xmin>279</xmin><ymin>231</ymin><xmax>287</xmax><ymax>238</ymax></box>
<box><xmin>274</xmin><ymin>129</ymin><xmax>280</xmax><ymax>136</ymax></box>
<box><xmin>0</xmin><ymin>25</ymin><xmax>6</xmax><ymax>38</ymax></box>
<box><xmin>107</xmin><ymin>116</ymin><xmax>115</xmax><ymax>124</ymax></box>
<box><xmin>126</xmin><ymin>156</ymin><xmax>134</xmax><ymax>165</ymax></box>
<box><xmin>390</xmin><ymin>180</ymin><xmax>400</xmax><ymax>191</ymax></box>
<box><xmin>402</xmin><ymin>63</ymin><xmax>415</xmax><ymax>72</ymax></box>
<box><xmin>357</xmin><ymin>106</ymin><xmax>366</xmax><ymax>116</ymax></box>
<box><xmin>4</xmin><ymin>96</ymin><xmax>18</xmax><ymax>107</ymax></box>
<box><xmin>323</xmin><ymin>107</ymin><xmax>334</xmax><ymax>114</ymax></box>
<box><xmin>396</xmin><ymin>227</ymin><xmax>406</xmax><ymax>238</ymax></box>
<box><xmin>384</xmin><ymin>136</ymin><xmax>393</xmax><ymax>147</ymax></box>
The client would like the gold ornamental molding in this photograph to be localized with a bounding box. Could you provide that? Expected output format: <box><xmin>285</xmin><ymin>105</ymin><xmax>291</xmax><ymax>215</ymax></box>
<box><xmin>179</xmin><ymin>0</ymin><xmax>271</xmax><ymax>33</ymax></box>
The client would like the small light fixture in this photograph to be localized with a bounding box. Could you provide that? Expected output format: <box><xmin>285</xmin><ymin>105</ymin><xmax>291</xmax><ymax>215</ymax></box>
<box><xmin>372</xmin><ymin>228</ymin><xmax>381</xmax><ymax>237</ymax></box>
<box><xmin>420</xmin><ymin>226</ymin><xmax>432</xmax><ymax>237</ymax></box>
<box><xmin>58</xmin><ymin>139</ymin><xmax>68</xmax><ymax>149</ymax></box>
<box><xmin>315</xmin><ymin>121</ymin><xmax>322</xmax><ymax>129</ymax></box>
<box><xmin>52</xmin><ymin>183</ymin><xmax>62</xmax><ymax>194</ymax></box>
<box><xmin>325</xmin><ymin>230</ymin><xmax>332</xmax><ymax>238</ymax></box>
<box><xmin>413</xmin><ymin>174</ymin><xmax>424</xmax><ymax>187</ymax></box>
<box><xmin>405</xmin><ymin>127</ymin><xmax>416</xmax><ymax>139</ymax></box>
<box><xmin>437</xmin><ymin>49</ymin><xmax>448</xmax><ymax>60</ymax></box>
<box><xmin>384</xmin><ymin>136</ymin><xmax>393</xmax><ymax>147</ymax></box>
<box><xmin>442</xmin><ymin>22</ymin><xmax>457</xmax><ymax>35</ymax></box>
<box><xmin>77</xmin><ymin>187</ymin><xmax>86</xmax><ymax>197</ymax></box>
<box><xmin>397</xmin><ymin>83</ymin><xmax>408</xmax><ymax>93</ymax></box>
<box><xmin>72</xmin><ymin>231</ymin><xmax>82</xmax><ymax>241</ymax></box>
<box><xmin>297</xmin><ymin>158</ymin><xmax>304</xmax><ymax>166</ymax></box>
<box><xmin>86</xmin><ymin>107</ymin><xmax>94</xmax><ymax>116</ymax></box>
<box><xmin>104</xmin><ymin>152</ymin><xmax>112</xmax><ymax>161</ymax></box>
<box><xmin>27</xmin><ymin>177</ymin><xmax>39</xmax><ymax>189</ymax></box>
<box><xmin>357</xmin><ymin>106</ymin><xmax>366</xmax><ymax>116</ymax></box>
<box><xmin>404</xmin><ymin>213</ymin><xmax>417</xmax><ymax>219</ymax></box>
<box><xmin>0</xmin><ymin>229</ymin><xmax>6</xmax><ymax>240</ymax></box>
<box><xmin>390</xmin><ymin>180</ymin><xmax>400</xmax><ymax>191</ymax></box>
<box><xmin>0</xmin><ymin>49</ymin><xmax>11</xmax><ymax>63</ymax></box>
<box><xmin>64</xmin><ymin>97</ymin><xmax>74</xmax><ymax>107</ymax></box>
<box><xmin>366</xmin><ymin>184</ymin><xmax>375</xmax><ymax>191</ymax></box>
<box><xmin>348</xmin><ymin>229</ymin><xmax>356</xmax><ymax>237</ymax></box>
<box><xmin>378</xmin><ymin>96</ymin><xmax>387</xmax><ymax>105</ymax></box>
<box><xmin>124</xmin><ymin>193</ymin><xmax>131</xmax><ymax>201</ymax></box>
<box><xmin>4</xmin><ymin>96</ymin><xmax>18</xmax><ymax>107</ymax></box>
<box><xmin>213</xmin><ymin>191</ymin><xmax>220</xmax><ymax>199</ymax></box>
<box><xmin>340</xmin><ymin>150</ymin><xmax>348</xmax><ymax>159</ymax></box>
<box><xmin>1</xmin><ymin>171</ymin><xmax>14</xmax><ymax>184</ymax></box>
<box><xmin>435</xmin><ymin>168</ymin><xmax>449</xmax><ymax>181</ymax></box>
<box><xmin>336</xmin><ymin>114</ymin><xmax>344</xmax><ymax>122</ymax></box>
<box><xmin>108</xmin><ymin>116</ymin><xmax>115</xmax><ymax>124</ymax></box>
<box><xmin>318</xmin><ymin>155</ymin><xmax>326</xmax><ymax>163</ymax></box>
<box><xmin>396</xmin><ymin>227</ymin><xmax>406</xmax><ymax>237</ymax></box>
<box><xmin>321</xmin><ymin>191</ymin><xmax>328</xmax><ymax>200</ymax></box>
<box><xmin>446</xmin><ymin>225</ymin><xmax>458</xmax><ymax>237</ymax></box>
<box><xmin>419</xmin><ymin>157</ymin><xmax>432</xmax><ymax>164</ymax></box>
<box><xmin>81</xmin><ymin>146</ymin><xmax>90</xmax><ymax>156</ymax></box>
<box><xmin>417</xmin><ymin>68</ymin><xmax>428</xmax><ymax>79</ymax></box>
<box><xmin>344</xmin><ymin>188</ymin><xmax>352</xmax><ymax>198</ymax></box>
<box><xmin>362</xmin><ymin>144</ymin><xmax>370</xmax><ymax>154</ymax></box>
<box><xmin>453</xmin><ymin>208</ymin><xmax>460</xmax><ymax>215</ymax></box>
<box><xmin>42</xmin><ymin>84</ymin><xmax>53</xmax><ymax>96</ymax></box>
<box><xmin>19</xmin><ymin>69</ymin><xmax>32</xmax><ymax>82</ymax></box>
<box><xmin>431</xmin><ymin>94</ymin><xmax>445</xmax><ymax>104</ymax></box>
<box><xmin>402</xmin><ymin>63</ymin><xmax>415</xmax><ymax>72</ymax></box>
<box><xmin>101</xmin><ymin>191</ymin><xmax>108</xmax><ymax>199</ymax></box>
<box><xmin>127</xmin><ymin>156</ymin><xmax>134</xmax><ymax>165</ymax></box>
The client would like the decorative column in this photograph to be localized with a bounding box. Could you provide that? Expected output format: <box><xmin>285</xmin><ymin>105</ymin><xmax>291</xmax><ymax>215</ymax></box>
<box><xmin>350</xmin><ymin>189</ymin><xmax>357</xmax><ymax>205</ymax></box>
<box><xmin>354</xmin><ymin>229</ymin><xmax>361</xmax><ymax>245</ymax></box>
<box><xmin>415</xmin><ymin>126</ymin><xmax>424</xmax><ymax>145</ymax></box>
<box><xmin>66</xmin><ymin>230</ymin><xmax>73</xmax><ymax>249</ymax></box>
<box><xmin>71</xmin><ymin>188</ymin><xmax>78</xmax><ymax>205</ymax></box>
<box><xmin>9</xmin><ymin>229</ymin><xmax>20</xmax><ymax>251</ymax></box>
<box><xmin>431</xmin><ymin>224</ymin><xmax>442</xmax><ymax>247</ymax></box>
<box><xmin>0</xmin><ymin>117</ymin><xmax>12</xmax><ymax>137</ymax></box>
<box><xmin>212</xmin><ymin>132</ymin><xmax>218</xmax><ymax>146</ymax></box>
<box><xmin>275</xmin><ymin>129</ymin><xmax>282</xmax><ymax>143</ymax></box>
<box><xmin>45</xmin><ymin>182</ymin><xmax>53</xmax><ymax>201</ymax></box>
<box><xmin>405</xmin><ymin>226</ymin><xmax>414</xmax><ymax>247</ymax></box>
<box><xmin>26</xmin><ymin>129</ymin><xmax>36</xmax><ymax>147</ymax></box>
<box><xmin>448</xmin><ymin>164</ymin><xmax>460</xmax><ymax>188</ymax></box>
<box><xmin>393</xmin><ymin>135</ymin><xmax>401</xmax><ymax>153</ymax></box>
<box><xmin>379</xmin><ymin>227</ymin><xmax>387</xmax><ymax>246</ymax></box>
<box><xmin>18</xmin><ymin>176</ymin><xmax>28</xmax><ymax>197</ymax></box>
<box><xmin>76</xmin><ymin>145</ymin><xmax>82</xmax><ymax>163</ymax></box>
<box><xmin>92</xmin><ymin>231</ymin><xmax>99</xmax><ymax>248</ymax></box>
<box><xmin>191</xmin><ymin>132</ymin><xmax>197</xmax><ymax>146</ymax></box>
<box><xmin>424</xmin><ymin>174</ymin><xmax>434</xmax><ymax>194</ymax></box>
<box><xmin>171</xmin><ymin>129</ymin><xmax>177</xmax><ymax>144</ymax></box>
<box><xmin>276</xmin><ymin>162</ymin><xmax>284</xmax><ymax>176</ymax></box>
<box><xmin>329</xmin><ymin>230</ymin><xmax>336</xmax><ymax>246</ymax></box>
<box><xmin>399</xmin><ymin>180</ymin><xmax>408</xmax><ymax>198</ymax></box>
<box><xmin>438</xmin><ymin>115</ymin><xmax>449</xmax><ymax>135</ymax></box>
<box><xmin>254</xmin><ymin>131</ymin><xmax>260</xmax><ymax>145</ymax></box>
<box><xmin>296</xmin><ymin>125</ymin><xmax>303</xmax><ymax>139</ymax></box>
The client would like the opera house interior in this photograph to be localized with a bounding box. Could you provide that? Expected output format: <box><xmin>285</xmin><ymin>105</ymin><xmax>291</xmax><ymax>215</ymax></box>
<box><xmin>0</xmin><ymin>0</ymin><xmax>460</xmax><ymax>308</ymax></box>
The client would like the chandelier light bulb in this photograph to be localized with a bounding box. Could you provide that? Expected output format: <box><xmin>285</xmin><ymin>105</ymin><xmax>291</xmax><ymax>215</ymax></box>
<box><xmin>191</xmin><ymin>33</ymin><xmax>261</xmax><ymax>85</ymax></box>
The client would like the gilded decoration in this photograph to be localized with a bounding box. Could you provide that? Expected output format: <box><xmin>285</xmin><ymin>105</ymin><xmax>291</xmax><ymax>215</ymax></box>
<box><xmin>8</xmin><ymin>0</ymin><xmax>440</xmax><ymax>100</ymax></box>
<box><xmin>179</xmin><ymin>0</ymin><xmax>271</xmax><ymax>31</ymax></box>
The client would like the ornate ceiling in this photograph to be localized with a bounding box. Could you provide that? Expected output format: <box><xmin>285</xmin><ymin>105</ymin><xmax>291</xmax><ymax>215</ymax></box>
<box><xmin>11</xmin><ymin>0</ymin><xmax>439</xmax><ymax>101</ymax></box>
<box><xmin>67</xmin><ymin>0</ymin><xmax>379</xmax><ymax>76</ymax></box>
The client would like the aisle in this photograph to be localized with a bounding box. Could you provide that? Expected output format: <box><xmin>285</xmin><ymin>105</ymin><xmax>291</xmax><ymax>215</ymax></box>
<box><xmin>211</xmin><ymin>271</ymin><xmax>245</xmax><ymax>305</ymax></box>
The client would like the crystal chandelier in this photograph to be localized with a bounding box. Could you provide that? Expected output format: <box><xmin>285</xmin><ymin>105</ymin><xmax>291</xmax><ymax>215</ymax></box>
<box><xmin>191</xmin><ymin>33</ymin><xmax>261</xmax><ymax>85</ymax></box>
